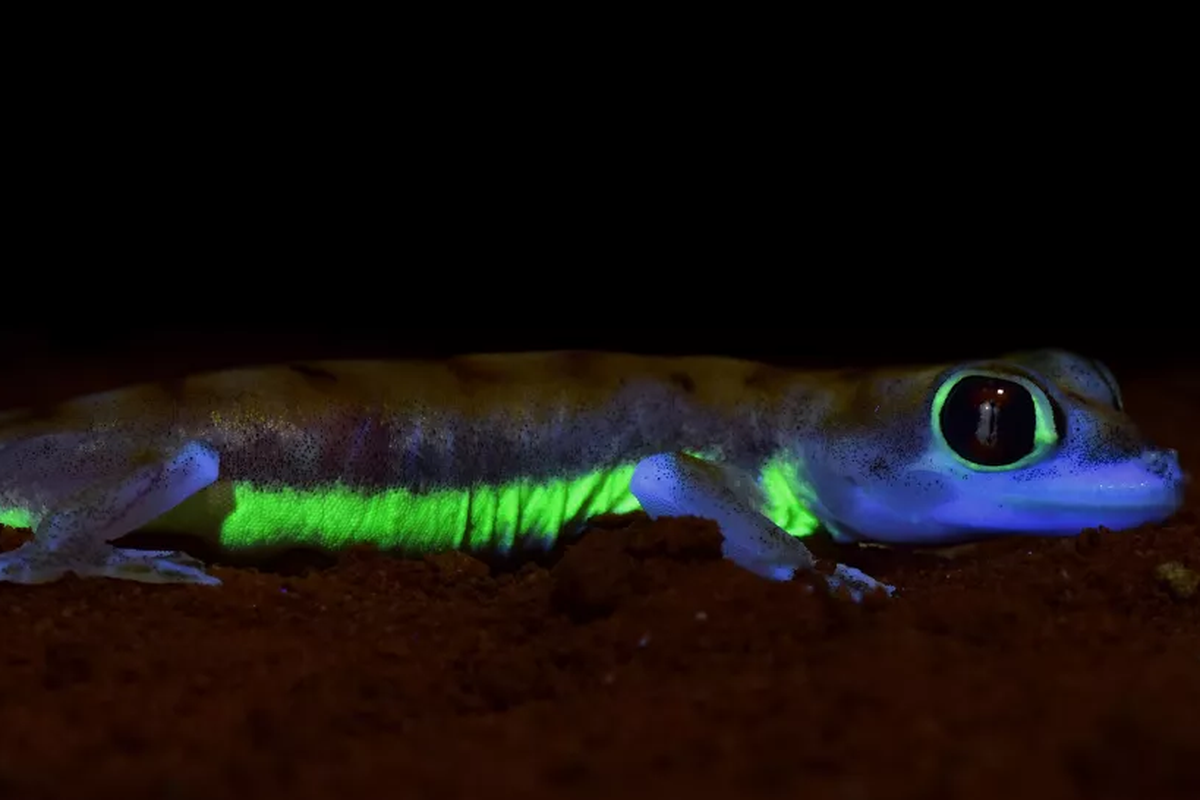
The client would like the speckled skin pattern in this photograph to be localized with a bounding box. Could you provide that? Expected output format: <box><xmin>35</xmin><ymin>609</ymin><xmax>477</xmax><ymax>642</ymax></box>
<box><xmin>0</xmin><ymin>353</ymin><xmax>858</xmax><ymax>491</ymax></box>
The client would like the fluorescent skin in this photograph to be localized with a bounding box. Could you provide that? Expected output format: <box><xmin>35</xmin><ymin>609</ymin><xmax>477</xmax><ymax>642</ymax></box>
<box><xmin>0</xmin><ymin>350</ymin><xmax>1185</xmax><ymax>589</ymax></box>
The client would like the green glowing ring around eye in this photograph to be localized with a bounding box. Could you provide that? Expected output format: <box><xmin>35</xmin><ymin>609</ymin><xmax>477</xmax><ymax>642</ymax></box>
<box><xmin>930</xmin><ymin>369</ymin><xmax>1059</xmax><ymax>473</ymax></box>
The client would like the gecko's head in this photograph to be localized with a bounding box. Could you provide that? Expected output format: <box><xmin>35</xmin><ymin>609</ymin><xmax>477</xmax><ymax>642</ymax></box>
<box><xmin>804</xmin><ymin>350</ymin><xmax>1185</xmax><ymax>543</ymax></box>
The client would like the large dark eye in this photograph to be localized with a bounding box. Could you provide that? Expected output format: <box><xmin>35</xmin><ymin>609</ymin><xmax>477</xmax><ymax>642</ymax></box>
<box><xmin>938</xmin><ymin>376</ymin><xmax>1038</xmax><ymax>467</ymax></box>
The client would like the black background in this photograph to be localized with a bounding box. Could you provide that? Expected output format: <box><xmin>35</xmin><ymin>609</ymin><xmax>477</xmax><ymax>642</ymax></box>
<box><xmin>0</xmin><ymin>320</ymin><xmax>1189</xmax><ymax>375</ymax></box>
<box><xmin>5</xmin><ymin>98</ymin><xmax>1189</xmax><ymax>379</ymax></box>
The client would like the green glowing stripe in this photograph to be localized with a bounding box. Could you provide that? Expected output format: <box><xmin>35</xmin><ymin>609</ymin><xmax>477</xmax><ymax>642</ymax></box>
<box><xmin>0</xmin><ymin>507</ymin><xmax>34</xmax><ymax>529</ymax></box>
<box><xmin>219</xmin><ymin>464</ymin><xmax>643</xmax><ymax>553</ymax></box>
<box><xmin>759</xmin><ymin>455</ymin><xmax>820</xmax><ymax>538</ymax></box>
<box><xmin>0</xmin><ymin>453</ymin><xmax>820</xmax><ymax>554</ymax></box>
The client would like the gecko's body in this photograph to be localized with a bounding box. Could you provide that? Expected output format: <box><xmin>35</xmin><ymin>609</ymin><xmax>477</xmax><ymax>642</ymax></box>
<box><xmin>0</xmin><ymin>350</ymin><xmax>1186</xmax><ymax>592</ymax></box>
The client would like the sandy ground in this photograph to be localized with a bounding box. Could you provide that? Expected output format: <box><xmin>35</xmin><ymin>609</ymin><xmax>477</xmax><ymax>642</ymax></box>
<box><xmin>1</xmin><ymin>366</ymin><xmax>1197</xmax><ymax>800</ymax></box>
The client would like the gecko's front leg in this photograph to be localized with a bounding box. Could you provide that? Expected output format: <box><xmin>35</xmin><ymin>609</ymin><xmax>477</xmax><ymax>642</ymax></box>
<box><xmin>0</xmin><ymin>436</ymin><xmax>221</xmax><ymax>585</ymax></box>
<box><xmin>631</xmin><ymin>453</ymin><xmax>895</xmax><ymax>601</ymax></box>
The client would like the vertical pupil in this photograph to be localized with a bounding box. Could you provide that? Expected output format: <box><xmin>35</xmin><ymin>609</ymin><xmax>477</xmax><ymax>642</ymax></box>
<box><xmin>976</xmin><ymin>401</ymin><xmax>999</xmax><ymax>446</ymax></box>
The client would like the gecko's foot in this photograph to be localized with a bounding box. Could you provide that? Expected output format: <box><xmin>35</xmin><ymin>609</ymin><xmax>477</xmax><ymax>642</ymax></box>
<box><xmin>0</xmin><ymin>543</ymin><xmax>221</xmax><ymax>586</ymax></box>
<box><xmin>824</xmin><ymin>563</ymin><xmax>895</xmax><ymax>602</ymax></box>
<box><xmin>631</xmin><ymin>453</ymin><xmax>816</xmax><ymax>581</ymax></box>
<box><xmin>0</xmin><ymin>437</ymin><xmax>221</xmax><ymax>586</ymax></box>
<box><xmin>629</xmin><ymin>453</ymin><xmax>898</xmax><ymax>603</ymax></box>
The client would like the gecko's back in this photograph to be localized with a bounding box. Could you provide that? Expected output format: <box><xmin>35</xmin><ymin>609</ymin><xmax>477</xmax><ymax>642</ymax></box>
<box><xmin>0</xmin><ymin>352</ymin><xmax>843</xmax><ymax>560</ymax></box>
<box><xmin>3</xmin><ymin>352</ymin><xmax>829</xmax><ymax>487</ymax></box>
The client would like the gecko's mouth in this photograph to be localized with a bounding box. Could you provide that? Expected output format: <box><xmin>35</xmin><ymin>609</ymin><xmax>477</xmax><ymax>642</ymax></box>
<box><xmin>1010</xmin><ymin>493</ymin><xmax>1181</xmax><ymax>536</ymax></box>
<box><xmin>1018</xmin><ymin>489</ymin><xmax>1184</xmax><ymax>512</ymax></box>
<box><xmin>1019</xmin><ymin>451</ymin><xmax>1185</xmax><ymax>512</ymax></box>
<box><xmin>932</xmin><ymin>492</ymin><xmax>1184</xmax><ymax>538</ymax></box>
<box><xmin>933</xmin><ymin>451</ymin><xmax>1187</xmax><ymax>537</ymax></box>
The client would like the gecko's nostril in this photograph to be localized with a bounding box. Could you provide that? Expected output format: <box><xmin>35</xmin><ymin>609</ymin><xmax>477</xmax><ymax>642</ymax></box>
<box><xmin>1142</xmin><ymin>448</ymin><xmax>1184</xmax><ymax>482</ymax></box>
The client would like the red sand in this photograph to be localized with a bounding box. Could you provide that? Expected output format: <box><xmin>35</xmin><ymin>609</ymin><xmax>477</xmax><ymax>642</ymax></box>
<box><xmin>1</xmin><ymin>368</ymin><xmax>1197</xmax><ymax>800</ymax></box>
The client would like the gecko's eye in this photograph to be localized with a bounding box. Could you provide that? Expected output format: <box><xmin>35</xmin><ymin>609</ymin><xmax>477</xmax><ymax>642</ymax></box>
<box><xmin>934</xmin><ymin>374</ymin><xmax>1059</xmax><ymax>470</ymax></box>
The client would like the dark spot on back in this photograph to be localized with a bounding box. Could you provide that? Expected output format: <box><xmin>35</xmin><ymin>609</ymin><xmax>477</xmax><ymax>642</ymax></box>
<box><xmin>289</xmin><ymin>364</ymin><xmax>339</xmax><ymax>383</ymax></box>
<box><xmin>668</xmin><ymin>371</ymin><xmax>696</xmax><ymax>394</ymax></box>
<box><xmin>837</xmin><ymin>367</ymin><xmax>872</xmax><ymax>383</ymax></box>
<box><xmin>157</xmin><ymin>377</ymin><xmax>191</xmax><ymax>403</ymax></box>
<box><xmin>743</xmin><ymin>364</ymin><xmax>787</xmax><ymax>391</ymax></box>
<box><xmin>544</xmin><ymin>350</ymin><xmax>604</xmax><ymax>384</ymax></box>
<box><xmin>2</xmin><ymin>404</ymin><xmax>59</xmax><ymax>424</ymax></box>
<box><xmin>445</xmin><ymin>357</ymin><xmax>507</xmax><ymax>388</ymax></box>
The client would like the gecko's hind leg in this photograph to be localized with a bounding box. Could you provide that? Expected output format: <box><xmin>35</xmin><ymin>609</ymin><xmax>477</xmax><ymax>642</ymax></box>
<box><xmin>0</xmin><ymin>440</ymin><xmax>221</xmax><ymax>585</ymax></box>
<box><xmin>630</xmin><ymin>452</ymin><xmax>895</xmax><ymax>600</ymax></box>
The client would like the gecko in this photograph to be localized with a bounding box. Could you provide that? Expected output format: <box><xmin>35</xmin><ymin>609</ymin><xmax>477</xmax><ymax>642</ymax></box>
<box><xmin>0</xmin><ymin>349</ymin><xmax>1185</xmax><ymax>598</ymax></box>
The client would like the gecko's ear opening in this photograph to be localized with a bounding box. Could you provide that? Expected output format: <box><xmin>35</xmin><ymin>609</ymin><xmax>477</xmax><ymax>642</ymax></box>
<box><xmin>931</xmin><ymin>369</ymin><xmax>1061</xmax><ymax>472</ymax></box>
